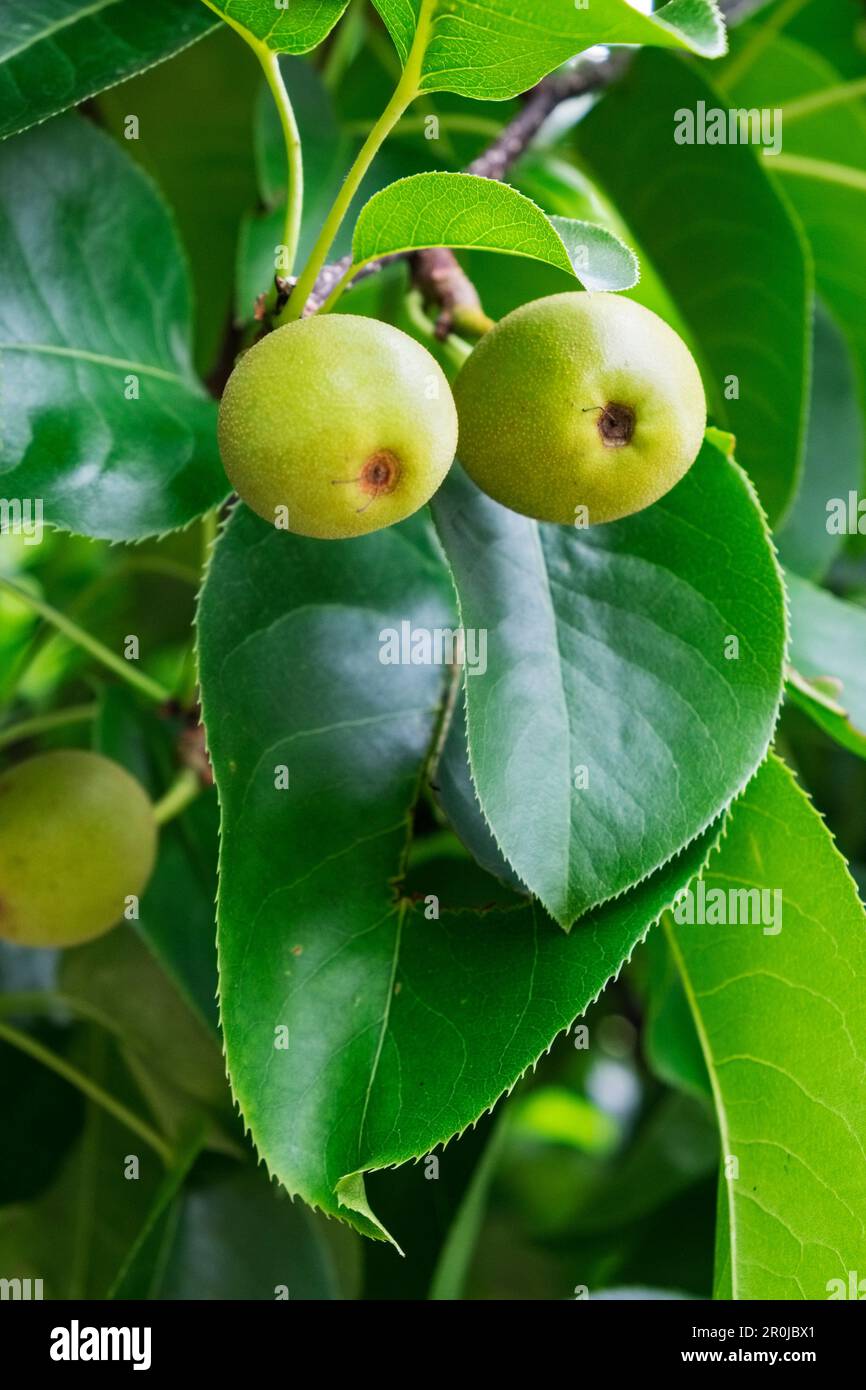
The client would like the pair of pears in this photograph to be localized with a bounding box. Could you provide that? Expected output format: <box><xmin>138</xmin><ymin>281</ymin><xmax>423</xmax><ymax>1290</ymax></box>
<box><xmin>217</xmin><ymin>292</ymin><xmax>707</xmax><ymax>538</ymax></box>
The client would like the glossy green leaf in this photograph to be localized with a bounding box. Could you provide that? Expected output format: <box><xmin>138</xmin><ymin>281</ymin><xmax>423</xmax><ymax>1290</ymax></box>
<box><xmin>0</xmin><ymin>0</ymin><xmax>217</xmax><ymax>142</ymax></box>
<box><xmin>197</xmin><ymin>503</ymin><xmax>718</xmax><ymax>1242</ymax></box>
<box><xmin>201</xmin><ymin>0</ymin><xmax>350</xmax><ymax>53</ymax></box>
<box><xmin>0</xmin><ymin>116</ymin><xmax>228</xmax><ymax>541</ymax></box>
<box><xmin>372</xmin><ymin>0</ymin><xmax>727</xmax><ymax>101</ymax></box>
<box><xmin>785</xmin><ymin>571</ymin><xmax>866</xmax><ymax>760</ymax></box>
<box><xmin>431</xmin><ymin>438</ymin><xmax>786</xmax><ymax>928</ymax></box>
<box><xmin>668</xmin><ymin>753</ymin><xmax>866</xmax><ymax>1300</ymax></box>
<box><xmin>722</xmin><ymin>32</ymin><xmax>866</xmax><ymax>489</ymax></box>
<box><xmin>348</xmin><ymin>173</ymin><xmax>639</xmax><ymax>292</ymax></box>
<box><xmin>577</xmin><ymin>49</ymin><xmax>812</xmax><ymax>524</ymax></box>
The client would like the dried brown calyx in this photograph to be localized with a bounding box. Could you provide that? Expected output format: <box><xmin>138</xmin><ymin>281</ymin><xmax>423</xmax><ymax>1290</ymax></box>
<box><xmin>359</xmin><ymin>449</ymin><xmax>402</xmax><ymax>496</ymax></box>
<box><xmin>595</xmin><ymin>402</ymin><xmax>635</xmax><ymax>449</ymax></box>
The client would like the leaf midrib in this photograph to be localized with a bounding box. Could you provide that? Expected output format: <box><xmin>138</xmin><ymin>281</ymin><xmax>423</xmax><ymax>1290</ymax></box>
<box><xmin>0</xmin><ymin>341</ymin><xmax>200</xmax><ymax>389</ymax></box>
<box><xmin>0</xmin><ymin>0</ymin><xmax>122</xmax><ymax>65</ymax></box>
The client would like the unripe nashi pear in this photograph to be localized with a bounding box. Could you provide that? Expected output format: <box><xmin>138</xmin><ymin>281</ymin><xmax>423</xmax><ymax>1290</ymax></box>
<box><xmin>454</xmin><ymin>292</ymin><xmax>707</xmax><ymax>526</ymax></box>
<box><xmin>218</xmin><ymin>315</ymin><xmax>459</xmax><ymax>539</ymax></box>
<box><xmin>0</xmin><ymin>750</ymin><xmax>157</xmax><ymax>948</ymax></box>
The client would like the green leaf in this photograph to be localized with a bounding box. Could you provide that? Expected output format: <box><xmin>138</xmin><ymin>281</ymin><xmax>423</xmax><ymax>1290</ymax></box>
<box><xmin>59</xmin><ymin>930</ymin><xmax>230</xmax><ymax>1145</ymax></box>
<box><xmin>348</xmin><ymin>173</ymin><xmax>639</xmax><ymax>292</ymax></box>
<box><xmin>202</xmin><ymin>0</ymin><xmax>350</xmax><ymax>53</ymax></box>
<box><xmin>197</xmin><ymin>502</ymin><xmax>718</xmax><ymax>1242</ymax></box>
<box><xmin>0</xmin><ymin>1030</ymin><xmax>165</xmax><ymax>1297</ymax></box>
<box><xmin>721</xmin><ymin>32</ymin><xmax>866</xmax><ymax>494</ymax></box>
<box><xmin>98</xmin><ymin>26</ymin><xmax>261</xmax><ymax>378</ymax></box>
<box><xmin>434</xmin><ymin>697</ymin><xmax>526</xmax><ymax>894</ymax></box>
<box><xmin>667</xmin><ymin>753</ymin><xmax>866</xmax><ymax>1300</ymax></box>
<box><xmin>776</xmin><ymin>303</ymin><xmax>864</xmax><ymax>581</ymax></box>
<box><xmin>111</xmin><ymin>1163</ymin><xmax>344</xmax><ymax>1299</ymax></box>
<box><xmin>372</xmin><ymin>0</ymin><xmax>727</xmax><ymax>101</ymax></box>
<box><xmin>576</xmin><ymin>49</ymin><xmax>812</xmax><ymax>525</ymax></box>
<box><xmin>785</xmin><ymin>571</ymin><xmax>866</xmax><ymax>759</ymax></box>
<box><xmin>0</xmin><ymin>115</ymin><xmax>228</xmax><ymax>541</ymax></box>
<box><xmin>0</xmin><ymin>0</ymin><xmax>217</xmax><ymax>142</ymax></box>
<box><xmin>431</xmin><ymin>438</ymin><xmax>786</xmax><ymax>928</ymax></box>
<box><xmin>94</xmin><ymin>686</ymin><xmax>221</xmax><ymax>1033</ymax></box>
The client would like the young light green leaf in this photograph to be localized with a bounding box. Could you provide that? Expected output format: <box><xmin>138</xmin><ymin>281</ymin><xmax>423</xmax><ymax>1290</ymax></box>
<box><xmin>347</xmin><ymin>172</ymin><xmax>638</xmax><ymax>292</ymax></box>
<box><xmin>0</xmin><ymin>116</ymin><xmax>228</xmax><ymax>541</ymax></box>
<box><xmin>372</xmin><ymin>0</ymin><xmax>727</xmax><ymax>101</ymax></box>
<box><xmin>0</xmin><ymin>0</ymin><xmax>217</xmax><ymax>142</ymax></box>
<box><xmin>548</xmin><ymin>215</ymin><xmax>640</xmax><ymax>292</ymax></box>
<box><xmin>197</xmin><ymin>503</ymin><xmax>719</xmax><ymax>1242</ymax></box>
<box><xmin>577</xmin><ymin>49</ymin><xmax>812</xmax><ymax>525</ymax></box>
<box><xmin>785</xmin><ymin>571</ymin><xmax>866</xmax><ymax>760</ymax></box>
<box><xmin>201</xmin><ymin>0</ymin><xmax>350</xmax><ymax>53</ymax></box>
<box><xmin>431</xmin><ymin>439</ymin><xmax>787</xmax><ymax>929</ymax></box>
<box><xmin>667</xmin><ymin>753</ymin><xmax>866</xmax><ymax>1300</ymax></box>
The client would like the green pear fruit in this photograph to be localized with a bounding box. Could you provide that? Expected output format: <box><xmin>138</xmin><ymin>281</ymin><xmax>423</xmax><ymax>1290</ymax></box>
<box><xmin>218</xmin><ymin>315</ymin><xmax>458</xmax><ymax>539</ymax></box>
<box><xmin>454</xmin><ymin>292</ymin><xmax>707</xmax><ymax>526</ymax></box>
<box><xmin>0</xmin><ymin>750</ymin><xmax>157</xmax><ymax>948</ymax></box>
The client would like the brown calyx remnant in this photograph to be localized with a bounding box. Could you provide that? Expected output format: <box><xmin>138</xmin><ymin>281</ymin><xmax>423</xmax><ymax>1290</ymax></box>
<box><xmin>359</xmin><ymin>450</ymin><xmax>401</xmax><ymax>497</ymax></box>
<box><xmin>595</xmin><ymin>403</ymin><xmax>636</xmax><ymax>449</ymax></box>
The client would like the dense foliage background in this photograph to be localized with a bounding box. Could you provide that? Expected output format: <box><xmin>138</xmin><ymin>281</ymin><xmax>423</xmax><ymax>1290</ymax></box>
<box><xmin>1</xmin><ymin>0</ymin><xmax>865</xmax><ymax>1301</ymax></box>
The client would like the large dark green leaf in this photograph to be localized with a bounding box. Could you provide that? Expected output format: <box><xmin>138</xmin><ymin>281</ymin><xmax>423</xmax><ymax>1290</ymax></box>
<box><xmin>721</xmin><ymin>32</ymin><xmax>866</xmax><ymax>490</ymax></box>
<box><xmin>668</xmin><ymin>753</ymin><xmax>866</xmax><ymax>1300</ymax></box>
<box><xmin>0</xmin><ymin>116</ymin><xmax>228</xmax><ymax>540</ymax></box>
<box><xmin>197</xmin><ymin>504</ymin><xmax>719</xmax><ymax>1242</ymax></box>
<box><xmin>577</xmin><ymin>49</ymin><xmax>812</xmax><ymax>524</ymax></box>
<box><xmin>0</xmin><ymin>0</ymin><xmax>217</xmax><ymax>142</ymax></box>
<box><xmin>372</xmin><ymin>0</ymin><xmax>726</xmax><ymax>101</ymax></box>
<box><xmin>431</xmin><ymin>438</ymin><xmax>786</xmax><ymax>927</ymax></box>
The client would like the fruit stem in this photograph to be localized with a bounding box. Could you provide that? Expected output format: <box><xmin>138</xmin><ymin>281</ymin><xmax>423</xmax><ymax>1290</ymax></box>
<box><xmin>153</xmin><ymin>768</ymin><xmax>202</xmax><ymax>827</ymax></box>
<box><xmin>0</xmin><ymin>703</ymin><xmax>98</xmax><ymax>751</ymax></box>
<box><xmin>257</xmin><ymin>44</ymin><xmax>304</xmax><ymax>277</ymax></box>
<box><xmin>199</xmin><ymin>3</ymin><xmax>304</xmax><ymax>281</ymax></box>
<box><xmin>0</xmin><ymin>1019</ymin><xmax>173</xmax><ymax>1165</ymax></box>
<box><xmin>403</xmin><ymin>288</ymin><xmax>473</xmax><ymax>373</ymax></box>
<box><xmin>0</xmin><ymin>576</ymin><xmax>172</xmax><ymax>705</ymax></box>
<box><xmin>281</xmin><ymin>0</ymin><xmax>435</xmax><ymax>322</ymax></box>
